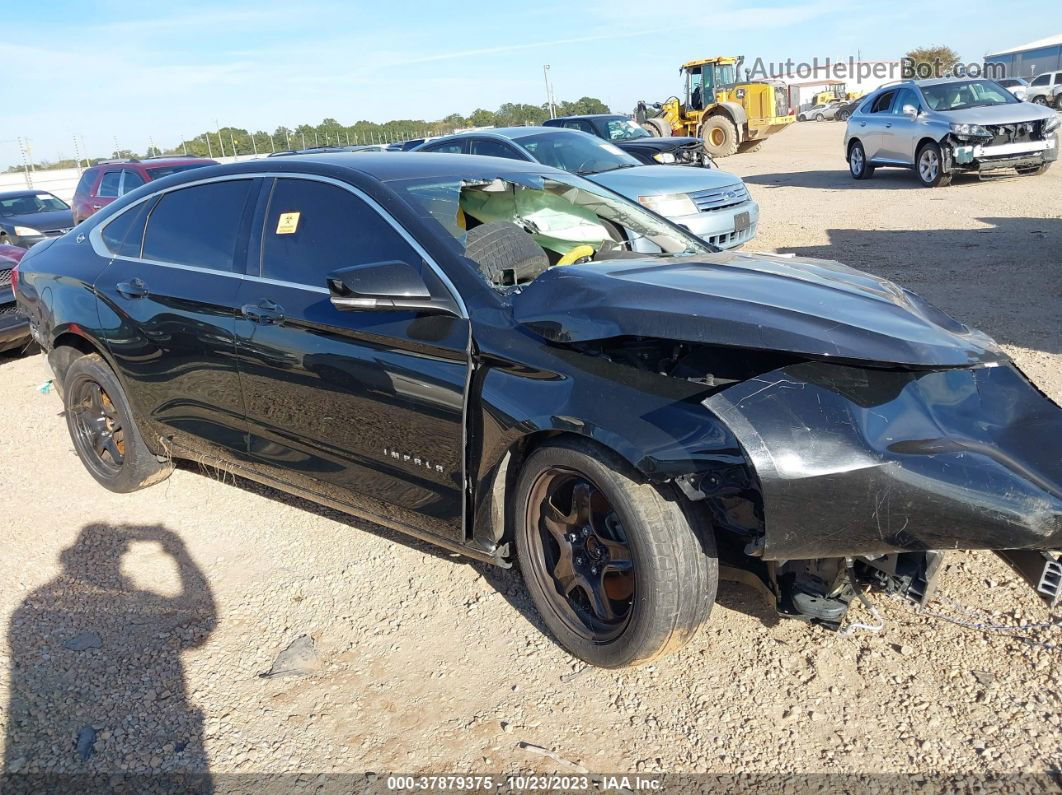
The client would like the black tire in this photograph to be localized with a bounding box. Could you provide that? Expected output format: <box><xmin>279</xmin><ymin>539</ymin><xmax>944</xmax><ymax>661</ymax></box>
<box><xmin>737</xmin><ymin>141</ymin><xmax>763</xmax><ymax>154</ymax></box>
<box><xmin>848</xmin><ymin>140</ymin><xmax>874</xmax><ymax>180</ymax></box>
<box><xmin>642</xmin><ymin>118</ymin><xmax>671</xmax><ymax>138</ymax></box>
<box><xmin>1031</xmin><ymin>96</ymin><xmax>1048</xmax><ymax>105</ymax></box>
<box><xmin>701</xmin><ymin>116</ymin><xmax>739</xmax><ymax>158</ymax></box>
<box><xmin>815</xmin><ymin>113</ymin><xmax>825</xmax><ymax>122</ymax></box>
<box><xmin>837</xmin><ymin>110</ymin><xmax>850</xmax><ymax>122</ymax></box>
<box><xmin>463</xmin><ymin>221</ymin><xmax>548</xmax><ymax>286</ymax></box>
<box><xmin>63</xmin><ymin>353</ymin><xmax>172</xmax><ymax>493</ymax></box>
<box><xmin>916</xmin><ymin>141</ymin><xmax>951</xmax><ymax>187</ymax></box>
<box><xmin>514</xmin><ymin>438</ymin><xmax>717</xmax><ymax>668</ymax></box>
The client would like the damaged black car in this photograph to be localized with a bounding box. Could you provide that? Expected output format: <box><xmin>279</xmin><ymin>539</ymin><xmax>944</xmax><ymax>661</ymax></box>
<box><xmin>15</xmin><ymin>153</ymin><xmax>1062</xmax><ymax>668</ymax></box>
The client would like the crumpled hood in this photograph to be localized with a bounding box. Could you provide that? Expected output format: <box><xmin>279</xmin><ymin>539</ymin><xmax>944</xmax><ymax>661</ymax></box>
<box><xmin>511</xmin><ymin>251</ymin><xmax>1005</xmax><ymax>367</ymax></box>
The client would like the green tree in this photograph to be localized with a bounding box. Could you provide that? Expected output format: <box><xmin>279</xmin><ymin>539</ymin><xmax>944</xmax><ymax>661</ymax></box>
<box><xmin>904</xmin><ymin>46</ymin><xmax>961</xmax><ymax>78</ymax></box>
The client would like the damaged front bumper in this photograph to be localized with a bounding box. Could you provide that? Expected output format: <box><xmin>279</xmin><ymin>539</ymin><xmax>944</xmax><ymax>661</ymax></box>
<box><xmin>950</xmin><ymin>135</ymin><xmax>1058</xmax><ymax>171</ymax></box>
<box><xmin>703</xmin><ymin>360</ymin><xmax>1062</xmax><ymax>611</ymax></box>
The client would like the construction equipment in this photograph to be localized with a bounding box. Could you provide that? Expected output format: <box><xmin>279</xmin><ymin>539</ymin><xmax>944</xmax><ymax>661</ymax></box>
<box><xmin>635</xmin><ymin>56</ymin><xmax>795</xmax><ymax>158</ymax></box>
<box><xmin>811</xmin><ymin>84</ymin><xmax>864</xmax><ymax>106</ymax></box>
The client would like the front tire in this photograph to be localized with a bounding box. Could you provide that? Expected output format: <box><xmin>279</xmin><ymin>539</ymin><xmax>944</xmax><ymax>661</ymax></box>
<box><xmin>815</xmin><ymin>113</ymin><xmax>825</xmax><ymax>122</ymax></box>
<box><xmin>916</xmin><ymin>141</ymin><xmax>952</xmax><ymax>187</ymax></box>
<box><xmin>642</xmin><ymin>118</ymin><xmax>671</xmax><ymax>138</ymax></box>
<box><xmin>514</xmin><ymin>439</ymin><xmax>717</xmax><ymax>668</ymax></box>
<box><xmin>701</xmin><ymin>116</ymin><xmax>739</xmax><ymax>158</ymax></box>
<box><xmin>1031</xmin><ymin>96</ymin><xmax>1048</xmax><ymax>105</ymax></box>
<box><xmin>848</xmin><ymin>141</ymin><xmax>874</xmax><ymax>179</ymax></box>
<box><xmin>63</xmin><ymin>353</ymin><xmax>173</xmax><ymax>493</ymax></box>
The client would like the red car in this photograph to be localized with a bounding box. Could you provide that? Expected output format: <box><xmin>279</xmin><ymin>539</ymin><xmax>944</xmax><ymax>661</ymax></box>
<box><xmin>1</xmin><ymin>242</ymin><xmax>29</xmax><ymax>354</ymax></box>
<box><xmin>72</xmin><ymin>155</ymin><xmax>217</xmax><ymax>224</ymax></box>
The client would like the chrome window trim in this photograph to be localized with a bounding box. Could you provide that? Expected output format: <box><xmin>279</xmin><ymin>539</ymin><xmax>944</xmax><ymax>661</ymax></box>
<box><xmin>89</xmin><ymin>171</ymin><xmax>467</xmax><ymax>317</ymax></box>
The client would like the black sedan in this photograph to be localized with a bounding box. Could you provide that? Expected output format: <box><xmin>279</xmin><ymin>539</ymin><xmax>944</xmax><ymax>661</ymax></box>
<box><xmin>543</xmin><ymin>114</ymin><xmax>711</xmax><ymax>167</ymax></box>
<box><xmin>14</xmin><ymin>154</ymin><xmax>1062</xmax><ymax>667</ymax></box>
<box><xmin>0</xmin><ymin>190</ymin><xmax>75</xmax><ymax>248</ymax></box>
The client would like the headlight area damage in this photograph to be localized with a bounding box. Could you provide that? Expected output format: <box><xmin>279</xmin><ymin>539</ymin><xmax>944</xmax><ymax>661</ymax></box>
<box><xmin>512</xmin><ymin>254</ymin><xmax>1062</xmax><ymax>628</ymax></box>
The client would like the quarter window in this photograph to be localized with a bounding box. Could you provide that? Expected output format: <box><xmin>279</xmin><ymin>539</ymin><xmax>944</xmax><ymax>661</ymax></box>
<box><xmin>143</xmin><ymin>180</ymin><xmax>253</xmax><ymax>272</ymax></box>
<box><xmin>260</xmin><ymin>179</ymin><xmax>419</xmax><ymax>287</ymax></box>
<box><xmin>98</xmin><ymin>171</ymin><xmax>122</xmax><ymax>198</ymax></box>
<box><xmin>101</xmin><ymin>200</ymin><xmax>154</xmax><ymax>258</ymax></box>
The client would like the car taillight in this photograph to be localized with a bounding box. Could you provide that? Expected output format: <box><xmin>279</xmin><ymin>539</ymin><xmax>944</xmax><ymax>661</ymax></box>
<box><xmin>10</xmin><ymin>262</ymin><xmax>18</xmax><ymax>296</ymax></box>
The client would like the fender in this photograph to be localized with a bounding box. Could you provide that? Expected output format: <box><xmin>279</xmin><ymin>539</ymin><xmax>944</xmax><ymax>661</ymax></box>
<box><xmin>707</xmin><ymin>101</ymin><xmax>748</xmax><ymax>130</ymax></box>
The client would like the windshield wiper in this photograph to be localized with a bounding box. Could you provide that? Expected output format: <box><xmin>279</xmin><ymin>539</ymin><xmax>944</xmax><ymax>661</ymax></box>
<box><xmin>578</xmin><ymin>163</ymin><xmax>638</xmax><ymax>175</ymax></box>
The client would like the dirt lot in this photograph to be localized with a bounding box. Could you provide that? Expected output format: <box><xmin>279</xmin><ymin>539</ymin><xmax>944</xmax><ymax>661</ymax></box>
<box><xmin>1</xmin><ymin>121</ymin><xmax>1059</xmax><ymax>787</ymax></box>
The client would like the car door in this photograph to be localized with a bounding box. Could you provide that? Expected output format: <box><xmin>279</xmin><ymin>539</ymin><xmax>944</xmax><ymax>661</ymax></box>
<box><xmin>95</xmin><ymin>177</ymin><xmax>259</xmax><ymax>461</ymax></box>
<box><xmin>234</xmin><ymin>175</ymin><xmax>471</xmax><ymax>540</ymax></box>
<box><xmin>853</xmin><ymin>90</ymin><xmax>896</xmax><ymax>161</ymax></box>
<box><xmin>94</xmin><ymin>169</ymin><xmax>123</xmax><ymax>215</ymax></box>
<box><xmin>879</xmin><ymin>87</ymin><xmax>922</xmax><ymax>164</ymax></box>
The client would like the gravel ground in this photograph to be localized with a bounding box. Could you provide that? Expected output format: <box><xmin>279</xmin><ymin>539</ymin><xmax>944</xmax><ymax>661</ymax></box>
<box><xmin>0</xmin><ymin>121</ymin><xmax>1059</xmax><ymax>787</ymax></box>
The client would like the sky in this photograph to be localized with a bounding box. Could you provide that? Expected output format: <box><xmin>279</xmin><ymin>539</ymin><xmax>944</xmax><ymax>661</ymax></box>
<box><xmin>1</xmin><ymin>0</ymin><xmax>1050</xmax><ymax>169</ymax></box>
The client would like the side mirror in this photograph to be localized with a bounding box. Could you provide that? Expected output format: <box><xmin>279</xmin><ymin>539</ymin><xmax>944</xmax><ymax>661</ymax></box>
<box><xmin>326</xmin><ymin>260</ymin><xmax>457</xmax><ymax>315</ymax></box>
<box><xmin>902</xmin><ymin>104</ymin><xmax>919</xmax><ymax>118</ymax></box>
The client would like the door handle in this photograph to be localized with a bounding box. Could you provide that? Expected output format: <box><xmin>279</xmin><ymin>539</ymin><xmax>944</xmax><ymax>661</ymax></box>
<box><xmin>859</xmin><ymin>122</ymin><xmax>866</xmax><ymax>127</ymax></box>
<box><xmin>885</xmin><ymin>123</ymin><xmax>892</xmax><ymax>128</ymax></box>
<box><xmin>91</xmin><ymin>204</ymin><xmax>102</xmax><ymax>210</ymax></box>
<box><xmin>116</xmin><ymin>278</ymin><xmax>149</xmax><ymax>299</ymax></box>
<box><xmin>241</xmin><ymin>299</ymin><xmax>285</xmax><ymax>325</ymax></box>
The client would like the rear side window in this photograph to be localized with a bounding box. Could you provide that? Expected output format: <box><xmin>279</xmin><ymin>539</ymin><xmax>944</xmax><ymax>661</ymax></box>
<box><xmin>870</xmin><ymin>91</ymin><xmax>895</xmax><ymax>113</ymax></box>
<box><xmin>1031</xmin><ymin>74</ymin><xmax>1050</xmax><ymax>86</ymax></box>
<box><xmin>470</xmin><ymin>139</ymin><xmax>523</xmax><ymax>159</ymax></box>
<box><xmin>143</xmin><ymin>180</ymin><xmax>253</xmax><ymax>272</ymax></box>
<box><xmin>421</xmin><ymin>140</ymin><xmax>466</xmax><ymax>154</ymax></box>
<box><xmin>74</xmin><ymin>169</ymin><xmax>97</xmax><ymax>196</ymax></box>
<box><xmin>1055</xmin><ymin>73</ymin><xmax>1062</xmax><ymax>85</ymax></box>
<box><xmin>101</xmin><ymin>200</ymin><xmax>154</xmax><ymax>258</ymax></box>
<box><xmin>98</xmin><ymin>171</ymin><xmax>122</xmax><ymax>198</ymax></box>
<box><xmin>260</xmin><ymin>178</ymin><xmax>419</xmax><ymax>286</ymax></box>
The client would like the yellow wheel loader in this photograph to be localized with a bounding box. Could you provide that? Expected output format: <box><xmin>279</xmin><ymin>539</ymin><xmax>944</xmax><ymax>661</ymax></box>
<box><xmin>636</xmin><ymin>56</ymin><xmax>795</xmax><ymax>158</ymax></box>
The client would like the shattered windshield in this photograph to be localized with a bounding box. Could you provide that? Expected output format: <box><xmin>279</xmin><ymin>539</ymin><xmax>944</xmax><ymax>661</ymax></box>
<box><xmin>390</xmin><ymin>171</ymin><xmax>712</xmax><ymax>289</ymax></box>
<box><xmin>920</xmin><ymin>80</ymin><xmax>1018</xmax><ymax>111</ymax></box>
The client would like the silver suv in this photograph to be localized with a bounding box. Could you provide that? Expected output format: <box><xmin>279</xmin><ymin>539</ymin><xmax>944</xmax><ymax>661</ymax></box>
<box><xmin>844</xmin><ymin>78</ymin><xmax>1059</xmax><ymax>186</ymax></box>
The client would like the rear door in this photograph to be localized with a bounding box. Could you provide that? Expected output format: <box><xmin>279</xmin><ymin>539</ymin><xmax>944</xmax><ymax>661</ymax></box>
<box><xmin>469</xmin><ymin>138</ymin><xmax>530</xmax><ymax>160</ymax></box>
<box><xmin>95</xmin><ymin>177</ymin><xmax>259</xmax><ymax>461</ymax></box>
<box><xmin>93</xmin><ymin>169</ymin><xmax>123</xmax><ymax>216</ymax></box>
<box><xmin>855</xmin><ymin>90</ymin><xmax>896</xmax><ymax>161</ymax></box>
<box><xmin>234</xmin><ymin>175</ymin><xmax>471</xmax><ymax>540</ymax></box>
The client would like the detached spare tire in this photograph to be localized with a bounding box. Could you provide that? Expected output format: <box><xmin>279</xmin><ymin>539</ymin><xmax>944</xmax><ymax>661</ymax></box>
<box><xmin>464</xmin><ymin>221</ymin><xmax>549</xmax><ymax>286</ymax></box>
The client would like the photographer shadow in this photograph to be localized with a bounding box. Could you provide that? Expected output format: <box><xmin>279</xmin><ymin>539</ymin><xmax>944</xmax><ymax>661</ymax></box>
<box><xmin>2</xmin><ymin>523</ymin><xmax>216</xmax><ymax>791</ymax></box>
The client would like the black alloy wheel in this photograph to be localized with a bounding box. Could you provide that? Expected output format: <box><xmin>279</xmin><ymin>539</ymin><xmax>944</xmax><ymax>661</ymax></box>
<box><xmin>524</xmin><ymin>468</ymin><xmax>636</xmax><ymax>641</ymax></box>
<box><xmin>70</xmin><ymin>378</ymin><xmax>126</xmax><ymax>481</ymax></box>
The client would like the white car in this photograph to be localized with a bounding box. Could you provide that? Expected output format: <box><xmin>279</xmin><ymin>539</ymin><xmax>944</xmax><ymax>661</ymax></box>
<box><xmin>797</xmin><ymin>103</ymin><xmax>840</xmax><ymax>122</ymax></box>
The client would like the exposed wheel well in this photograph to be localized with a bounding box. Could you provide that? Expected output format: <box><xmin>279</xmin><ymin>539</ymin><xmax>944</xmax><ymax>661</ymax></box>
<box><xmin>846</xmin><ymin>138</ymin><xmax>862</xmax><ymax>160</ymax></box>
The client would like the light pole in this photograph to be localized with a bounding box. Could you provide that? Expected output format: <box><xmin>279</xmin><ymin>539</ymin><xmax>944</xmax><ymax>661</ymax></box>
<box><xmin>543</xmin><ymin>65</ymin><xmax>557</xmax><ymax>118</ymax></box>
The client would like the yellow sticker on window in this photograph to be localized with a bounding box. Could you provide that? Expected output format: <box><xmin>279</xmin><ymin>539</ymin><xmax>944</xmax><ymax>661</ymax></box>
<box><xmin>276</xmin><ymin>212</ymin><xmax>300</xmax><ymax>234</ymax></box>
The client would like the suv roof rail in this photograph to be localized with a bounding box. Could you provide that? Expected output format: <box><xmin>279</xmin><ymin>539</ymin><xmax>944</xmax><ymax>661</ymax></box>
<box><xmin>97</xmin><ymin>158</ymin><xmax>140</xmax><ymax>165</ymax></box>
<box><xmin>142</xmin><ymin>153</ymin><xmax>201</xmax><ymax>160</ymax></box>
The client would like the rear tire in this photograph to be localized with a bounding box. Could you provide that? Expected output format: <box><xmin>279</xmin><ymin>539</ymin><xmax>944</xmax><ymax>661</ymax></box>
<box><xmin>63</xmin><ymin>353</ymin><xmax>172</xmax><ymax>493</ymax></box>
<box><xmin>514</xmin><ymin>439</ymin><xmax>717</xmax><ymax>668</ymax></box>
<box><xmin>815</xmin><ymin>113</ymin><xmax>825</xmax><ymax>122</ymax></box>
<box><xmin>701</xmin><ymin>116</ymin><xmax>739</xmax><ymax>158</ymax></box>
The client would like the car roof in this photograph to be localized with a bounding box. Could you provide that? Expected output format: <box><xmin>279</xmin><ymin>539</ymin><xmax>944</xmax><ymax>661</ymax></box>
<box><xmin>550</xmin><ymin>114</ymin><xmax>625</xmax><ymax>121</ymax></box>
<box><xmin>0</xmin><ymin>189</ymin><xmax>58</xmax><ymax>199</ymax></box>
<box><xmin>429</xmin><ymin>126</ymin><xmax>589</xmax><ymax>144</ymax></box>
<box><xmin>184</xmin><ymin>151</ymin><xmax>570</xmax><ymax>183</ymax></box>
